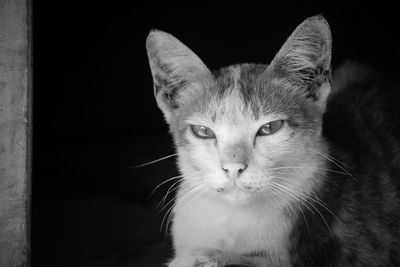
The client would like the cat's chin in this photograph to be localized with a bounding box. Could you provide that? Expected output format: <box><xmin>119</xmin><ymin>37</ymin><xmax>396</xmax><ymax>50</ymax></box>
<box><xmin>214</xmin><ymin>185</ymin><xmax>264</xmax><ymax>205</ymax></box>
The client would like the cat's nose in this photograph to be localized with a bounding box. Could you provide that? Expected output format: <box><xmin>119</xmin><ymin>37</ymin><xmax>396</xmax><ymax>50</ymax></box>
<box><xmin>221</xmin><ymin>162</ymin><xmax>248</xmax><ymax>177</ymax></box>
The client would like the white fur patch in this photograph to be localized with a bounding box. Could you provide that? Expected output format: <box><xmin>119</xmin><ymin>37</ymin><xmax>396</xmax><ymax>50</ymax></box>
<box><xmin>172</xmin><ymin>189</ymin><xmax>294</xmax><ymax>266</ymax></box>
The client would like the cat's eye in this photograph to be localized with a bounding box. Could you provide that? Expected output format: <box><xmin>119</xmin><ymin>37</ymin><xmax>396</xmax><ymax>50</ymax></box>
<box><xmin>257</xmin><ymin>120</ymin><xmax>284</xmax><ymax>136</ymax></box>
<box><xmin>190</xmin><ymin>125</ymin><xmax>216</xmax><ymax>139</ymax></box>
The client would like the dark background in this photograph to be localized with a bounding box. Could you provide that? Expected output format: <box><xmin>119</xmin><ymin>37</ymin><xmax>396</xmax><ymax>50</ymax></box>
<box><xmin>33</xmin><ymin>2</ymin><xmax>400</xmax><ymax>266</ymax></box>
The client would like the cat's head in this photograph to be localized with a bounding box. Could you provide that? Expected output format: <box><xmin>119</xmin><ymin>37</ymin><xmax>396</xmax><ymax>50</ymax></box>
<box><xmin>146</xmin><ymin>16</ymin><xmax>331</xmax><ymax>205</ymax></box>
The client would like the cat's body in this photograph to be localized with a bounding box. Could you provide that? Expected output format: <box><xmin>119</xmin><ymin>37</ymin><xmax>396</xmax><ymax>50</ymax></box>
<box><xmin>146</xmin><ymin>16</ymin><xmax>400</xmax><ymax>267</ymax></box>
<box><xmin>305</xmin><ymin>66</ymin><xmax>400</xmax><ymax>266</ymax></box>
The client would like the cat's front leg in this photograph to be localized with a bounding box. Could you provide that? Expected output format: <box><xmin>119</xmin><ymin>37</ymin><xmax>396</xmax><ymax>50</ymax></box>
<box><xmin>168</xmin><ymin>250</ymin><xmax>254</xmax><ymax>267</ymax></box>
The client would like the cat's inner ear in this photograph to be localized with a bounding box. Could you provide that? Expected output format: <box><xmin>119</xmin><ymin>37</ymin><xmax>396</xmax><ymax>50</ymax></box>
<box><xmin>146</xmin><ymin>30</ymin><xmax>212</xmax><ymax>122</ymax></box>
<box><xmin>269</xmin><ymin>15</ymin><xmax>332</xmax><ymax>109</ymax></box>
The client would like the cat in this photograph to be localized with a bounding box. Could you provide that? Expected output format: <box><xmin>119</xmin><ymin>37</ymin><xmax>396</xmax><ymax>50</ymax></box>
<box><xmin>145</xmin><ymin>15</ymin><xmax>400</xmax><ymax>267</ymax></box>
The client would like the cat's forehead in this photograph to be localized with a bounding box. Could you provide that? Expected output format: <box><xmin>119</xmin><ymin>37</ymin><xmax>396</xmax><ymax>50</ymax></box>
<box><xmin>212</xmin><ymin>64</ymin><xmax>267</xmax><ymax>102</ymax></box>
<box><xmin>212</xmin><ymin>65</ymin><xmax>251</xmax><ymax>122</ymax></box>
<box><xmin>189</xmin><ymin>64</ymin><xmax>287</xmax><ymax>123</ymax></box>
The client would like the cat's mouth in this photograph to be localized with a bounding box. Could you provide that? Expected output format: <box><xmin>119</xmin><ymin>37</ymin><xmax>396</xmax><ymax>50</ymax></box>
<box><xmin>236</xmin><ymin>182</ymin><xmax>262</xmax><ymax>192</ymax></box>
<box><xmin>215</xmin><ymin>184</ymin><xmax>262</xmax><ymax>204</ymax></box>
<box><xmin>216</xmin><ymin>180</ymin><xmax>264</xmax><ymax>194</ymax></box>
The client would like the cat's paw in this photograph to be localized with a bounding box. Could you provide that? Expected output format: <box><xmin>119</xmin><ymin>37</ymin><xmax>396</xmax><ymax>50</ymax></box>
<box><xmin>168</xmin><ymin>254</ymin><xmax>218</xmax><ymax>267</ymax></box>
<box><xmin>192</xmin><ymin>256</ymin><xmax>219</xmax><ymax>267</ymax></box>
<box><xmin>168</xmin><ymin>251</ymin><xmax>253</xmax><ymax>267</ymax></box>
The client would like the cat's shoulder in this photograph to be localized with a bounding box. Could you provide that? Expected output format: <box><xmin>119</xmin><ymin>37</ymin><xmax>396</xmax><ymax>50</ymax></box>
<box><xmin>329</xmin><ymin>61</ymin><xmax>400</xmax><ymax>117</ymax></box>
<box><xmin>331</xmin><ymin>61</ymin><xmax>373</xmax><ymax>94</ymax></box>
<box><xmin>331</xmin><ymin>61</ymin><xmax>400</xmax><ymax>99</ymax></box>
<box><xmin>325</xmin><ymin>61</ymin><xmax>400</xmax><ymax>148</ymax></box>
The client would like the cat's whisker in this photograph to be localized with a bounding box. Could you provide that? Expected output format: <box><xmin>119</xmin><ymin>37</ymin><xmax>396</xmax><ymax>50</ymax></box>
<box><xmin>151</xmin><ymin>171</ymin><xmax>204</xmax><ymax>207</ymax></box>
<box><xmin>161</xmin><ymin>184</ymin><xmax>204</xmax><ymax>236</ymax></box>
<box><xmin>269</xmin><ymin>182</ymin><xmax>315</xmax><ymax>216</ymax></box>
<box><xmin>305</xmin><ymin>147</ymin><xmax>349</xmax><ymax>168</ymax></box>
<box><xmin>304</xmin><ymin>148</ymin><xmax>354</xmax><ymax>179</ymax></box>
<box><xmin>165</xmin><ymin>185</ymin><xmax>206</xmax><ymax>236</ymax></box>
<box><xmin>268</xmin><ymin>176</ymin><xmax>307</xmax><ymax>186</ymax></box>
<box><xmin>158</xmin><ymin>177</ymin><xmax>198</xmax><ymax>209</ymax></box>
<box><xmin>317</xmin><ymin>172</ymin><xmax>339</xmax><ymax>186</ymax></box>
<box><xmin>175</xmin><ymin>184</ymin><xmax>205</xmax><ymax>209</ymax></box>
<box><xmin>273</xmin><ymin>182</ymin><xmax>335</xmax><ymax>235</ymax></box>
<box><xmin>297</xmin><ymin>188</ymin><xmax>341</xmax><ymax>223</ymax></box>
<box><xmin>287</xmin><ymin>183</ymin><xmax>332</xmax><ymax>216</ymax></box>
<box><xmin>271</xmin><ymin>184</ymin><xmax>314</xmax><ymax>236</ymax></box>
<box><xmin>268</xmin><ymin>185</ymin><xmax>296</xmax><ymax>210</ymax></box>
<box><xmin>158</xmin><ymin>181</ymin><xmax>195</xmax><ymax>212</ymax></box>
<box><xmin>178</xmin><ymin>184</ymin><xmax>206</xmax><ymax>211</ymax></box>
<box><xmin>270</xmin><ymin>170</ymin><xmax>338</xmax><ymax>189</ymax></box>
<box><xmin>132</xmin><ymin>153</ymin><xmax>178</xmax><ymax>168</ymax></box>
<box><xmin>160</xmin><ymin>183</ymin><xmax>193</xmax><ymax>234</ymax></box>
<box><xmin>156</xmin><ymin>179</ymin><xmax>183</xmax><ymax>209</ymax></box>
<box><xmin>148</xmin><ymin>174</ymin><xmax>183</xmax><ymax>200</ymax></box>
<box><xmin>295</xmin><ymin>200</ymin><xmax>311</xmax><ymax>235</ymax></box>
<box><xmin>272</xmin><ymin>176</ymin><xmax>338</xmax><ymax>219</ymax></box>
<box><xmin>249</xmin><ymin>174</ymin><xmax>305</xmax><ymax>190</ymax></box>
<box><xmin>164</xmin><ymin>184</ymin><xmax>202</xmax><ymax>237</ymax></box>
<box><xmin>269</xmin><ymin>175</ymin><xmax>321</xmax><ymax>200</ymax></box>
<box><xmin>269</xmin><ymin>183</ymin><xmax>316</xmax><ymax>236</ymax></box>
<box><xmin>161</xmin><ymin>201</ymin><xmax>176</xmax><ymax>235</ymax></box>
<box><xmin>164</xmin><ymin>206</ymin><xmax>176</xmax><ymax>237</ymax></box>
<box><xmin>268</xmin><ymin>166</ymin><xmax>349</xmax><ymax>176</ymax></box>
<box><xmin>286</xmin><ymin>169</ymin><xmax>338</xmax><ymax>187</ymax></box>
<box><xmin>271</xmin><ymin>181</ymin><xmax>333</xmax><ymax>235</ymax></box>
<box><xmin>250</xmin><ymin>173</ymin><xmax>318</xmax><ymax>188</ymax></box>
<box><xmin>270</xmin><ymin>185</ymin><xmax>311</xmax><ymax>234</ymax></box>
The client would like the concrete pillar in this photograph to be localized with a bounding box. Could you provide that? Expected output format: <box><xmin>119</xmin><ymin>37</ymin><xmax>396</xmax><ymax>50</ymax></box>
<box><xmin>0</xmin><ymin>0</ymin><xmax>31</xmax><ymax>266</ymax></box>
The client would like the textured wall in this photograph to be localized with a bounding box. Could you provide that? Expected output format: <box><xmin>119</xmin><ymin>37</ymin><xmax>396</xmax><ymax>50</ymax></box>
<box><xmin>0</xmin><ymin>0</ymin><xmax>30</xmax><ymax>266</ymax></box>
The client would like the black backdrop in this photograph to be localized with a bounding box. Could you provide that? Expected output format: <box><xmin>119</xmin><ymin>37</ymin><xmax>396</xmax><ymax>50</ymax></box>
<box><xmin>33</xmin><ymin>2</ymin><xmax>400</xmax><ymax>266</ymax></box>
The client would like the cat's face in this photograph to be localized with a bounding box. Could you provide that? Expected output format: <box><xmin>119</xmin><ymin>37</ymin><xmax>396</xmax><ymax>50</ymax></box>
<box><xmin>146</xmin><ymin>16</ymin><xmax>332</xmax><ymax>204</ymax></box>
<box><xmin>174</xmin><ymin>64</ymin><xmax>327</xmax><ymax>204</ymax></box>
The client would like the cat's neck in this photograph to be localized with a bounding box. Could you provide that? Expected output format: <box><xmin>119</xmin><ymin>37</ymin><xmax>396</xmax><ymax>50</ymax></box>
<box><xmin>172</xmin><ymin>179</ymin><xmax>296</xmax><ymax>266</ymax></box>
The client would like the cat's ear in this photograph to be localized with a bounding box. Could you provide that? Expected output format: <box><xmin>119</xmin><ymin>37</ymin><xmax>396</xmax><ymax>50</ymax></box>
<box><xmin>269</xmin><ymin>15</ymin><xmax>332</xmax><ymax>110</ymax></box>
<box><xmin>146</xmin><ymin>30</ymin><xmax>212</xmax><ymax>123</ymax></box>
